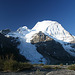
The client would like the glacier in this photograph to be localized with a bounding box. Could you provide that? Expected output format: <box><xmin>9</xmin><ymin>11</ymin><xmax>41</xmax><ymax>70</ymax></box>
<box><xmin>7</xmin><ymin>26</ymin><xmax>47</xmax><ymax>64</ymax></box>
<box><xmin>25</xmin><ymin>20</ymin><xmax>75</xmax><ymax>57</ymax></box>
<box><xmin>7</xmin><ymin>20</ymin><xmax>75</xmax><ymax>63</ymax></box>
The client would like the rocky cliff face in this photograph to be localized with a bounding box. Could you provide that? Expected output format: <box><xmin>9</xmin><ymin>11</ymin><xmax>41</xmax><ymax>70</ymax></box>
<box><xmin>0</xmin><ymin>33</ymin><xmax>27</xmax><ymax>62</ymax></box>
<box><xmin>4</xmin><ymin>20</ymin><xmax>75</xmax><ymax>64</ymax></box>
<box><xmin>0</xmin><ymin>29</ymin><xmax>11</xmax><ymax>35</ymax></box>
<box><xmin>31</xmin><ymin>31</ymin><xmax>75</xmax><ymax>64</ymax></box>
<box><xmin>31</xmin><ymin>31</ymin><xmax>53</xmax><ymax>44</ymax></box>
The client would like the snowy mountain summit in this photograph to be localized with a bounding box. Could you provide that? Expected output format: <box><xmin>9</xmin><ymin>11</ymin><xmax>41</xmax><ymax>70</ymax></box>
<box><xmin>7</xmin><ymin>20</ymin><xmax>75</xmax><ymax>64</ymax></box>
<box><xmin>31</xmin><ymin>20</ymin><xmax>74</xmax><ymax>42</ymax></box>
<box><xmin>23</xmin><ymin>20</ymin><xmax>75</xmax><ymax>43</ymax></box>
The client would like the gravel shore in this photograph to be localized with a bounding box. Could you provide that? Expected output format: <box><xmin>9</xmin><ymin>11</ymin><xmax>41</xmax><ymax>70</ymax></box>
<box><xmin>0</xmin><ymin>65</ymin><xmax>75</xmax><ymax>75</ymax></box>
<box><xmin>0</xmin><ymin>69</ymin><xmax>75</xmax><ymax>75</ymax></box>
<box><xmin>46</xmin><ymin>69</ymin><xmax>75</xmax><ymax>75</ymax></box>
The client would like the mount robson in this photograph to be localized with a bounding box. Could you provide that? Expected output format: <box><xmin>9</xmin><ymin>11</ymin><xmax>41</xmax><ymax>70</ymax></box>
<box><xmin>0</xmin><ymin>20</ymin><xmax>75</xmax><ymax>65</ymax></box>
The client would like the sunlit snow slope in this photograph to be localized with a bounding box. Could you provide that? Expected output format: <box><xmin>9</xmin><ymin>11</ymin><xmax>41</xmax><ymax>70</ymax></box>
<box><xmin>7</xmin><ymin>20</ymin><xmax>75</xmax><ymax>63</ymax></box>
<box><xmin>32</xmin><ymin>21</ymin><xmax>74</xmax><ymax>42</ymax></box>
<box><xmin>7</xmin><ymin>26</ymin><xmax>46</xmax><ymax>64</ymax></box>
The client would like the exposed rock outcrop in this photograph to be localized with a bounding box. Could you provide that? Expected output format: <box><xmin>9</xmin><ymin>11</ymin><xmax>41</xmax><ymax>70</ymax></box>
<box><xmin>31</xmin><ymin>31</ymin><xmax>53</xmax><ymax>44</ymax></box>
<box><xmin>0</xmin><ymin>33</ymin><xmax>27</xmax><ymax>62</ymax></box>
<box><xmin>31</xmin><ymin>31</ymin><xmax>75</xmax><ymax>64</ymax></box>
<box><xmin>0</xmin><ymin>29</ymin><xmax>11</xmax><ymax>35</ymax></box>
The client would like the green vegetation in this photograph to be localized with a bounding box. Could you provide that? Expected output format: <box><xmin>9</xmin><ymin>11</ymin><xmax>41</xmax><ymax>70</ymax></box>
<box><xmin>60</xmin><ymin>63</ymin><xmax>63</xmax><ymax>66</ymax></box>
<box><xmin>42</xmin><ymin>65</ymin><xmax>61</xmax><ymax>69</ymax></box>
<box><xmin>3</xmin><ymin>59</ymin><xmax>19</xmax><ymax>72</ymax></box>
<box><xmin>0</xmin><ymin>54</ymin><xmax>32</xmax><ymax>72</ymax></box>
<box><xmin>43</xmin><ymin>65</ymin><xmax>51</xmax><ymax>69</ymax></box>
<box><xmin>68</xmin><ymin>64</ymin><xmax>75</xmax><ymax>71</ymax></box>
<box><xmin>53</xmin><ymin>66</ymin><xmax>61</xmax><ymax>69</ymax></box>
<box><xmin>0</xmin><ymin>58</ymin><xmax>33</xmax><ymax>72</ymax></box>
<box><xmin>0</xmin><ymin>59</ymin><xmax>4</xmax><ymax>71</ymax></box>
<box><xmin>0</xmin><ymin>34</ymin><xmax>32</xmax><ymax>72</ymax></box>
<box><xmin>39</xmin><ymin>63</ymin><xmax>44</xmax><ymax>66</ymax></box>
<box><xmin>18</xmin><ymin>62</ymin><xmax>33</xmax><ymax>70</ymax></box>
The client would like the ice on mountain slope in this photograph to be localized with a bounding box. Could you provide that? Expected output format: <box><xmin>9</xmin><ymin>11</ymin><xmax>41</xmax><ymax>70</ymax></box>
<box><xmin>18</xmin><ymin>37</ymin><xmax>46</xmax><ymax>64</ymax></box>
<box><xmin>58</xmin><ymin>41</ymin><xmax>75</xmax><ymax>56</ymax></box>
<box><xmin>8</xmin><ymin>21</ymin><xmax>74</xmax><ymax>43</ymax></box>
<box><xmin>31</xmin><ymin>20</ymin><xmax>74</xmax><ymax>42</ymax></box>
<box><xmin>17</xmin><ymin>26</ymin><xmax>30</xmax><ymax>36</ymax></box>
<box><xmin>7</xmin><ymin>28</ymin><xmax>47</xmax><ymax>64</ymax></box>
<box><xmin>25</xmin><ymin>20</ymin><xmax>75</xmax><ymax>57</ymax></box>
<box><xmin>6</xmin><ymin>20</ymin><xmax>75</xmax><ymax>61</ymax></box>
<box><xmin>7</xmin><ymin>26</ymin><xmax>30</xmax><ymax>37</ymax></box>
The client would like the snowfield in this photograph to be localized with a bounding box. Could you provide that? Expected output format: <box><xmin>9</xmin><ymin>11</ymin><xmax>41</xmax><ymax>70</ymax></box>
<box><xmin>7</xmin><ymin>20</ymin><xmax>75</xmax><ymax>63</ymax></box>
<box><xmin>32</xmin><ymin>20</ymin><xmax>74</xmax><ymax>42</ymax></box>
<box><xmin>18</xmin><ymin>37</ymin><xmax>46</xmax><ymax>64</ymax></box>
<box><xmin>7</xmin><ymin>27</ymin><xmax>47</xmax><ymax>64</ymax></box>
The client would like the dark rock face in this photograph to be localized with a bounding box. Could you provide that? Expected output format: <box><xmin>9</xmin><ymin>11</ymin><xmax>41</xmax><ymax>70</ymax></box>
<box><xmin>36</xmin><ymin>41</ymin><xmax>75</xmax><ymax>64</ymax></box>
<box><xmin>0</xmin><ymin>33</ymin><xmax>27</xmax><ymax>62</ymax></box>
<box><xmin>0</xmin><ymin>29</ymin><xmax>11</xmax><ymax>35</ymax></box>
<box><xmin>31</xmin><ymin>31</ymin><xmax>53</xmax><ymax>44</ymax></box>
<box><xmin>71</xmin><ymin>43</ymin><xmax>75</xmax><ymax>48</ymax></box>
<box><xmin>31</xmin><ymin>31</ymin><xmax>75</xmax><ymax>64</ymax></box>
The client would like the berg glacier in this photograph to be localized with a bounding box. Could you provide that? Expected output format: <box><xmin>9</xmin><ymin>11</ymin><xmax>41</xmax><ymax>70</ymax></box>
<box><xmin>7</xmin><ymin>20</ymin><xmax>75</xmax><ymax>64</ymax></box>
<box><xmin>26</xmin><ymin>20</ymin><xmax>74</xmax><ymax>43</ymax></box>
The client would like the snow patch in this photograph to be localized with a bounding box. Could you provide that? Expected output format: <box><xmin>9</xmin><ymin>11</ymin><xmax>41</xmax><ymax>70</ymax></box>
<box><xmin>6</xmin><ymin>20</ymin><xmax>75</xmax><ymax>61</ymax></box>
<box><xmin>32</xmin><ymin>20</ymin><xmax>74</xmax><ymax>42</ymax></box>
<box><xmin>6</xmin><ymin>30</ymin><xmax>47</xmax><ymax>64</ymax></box>
<box><xmin>18</xmin><ymin>38</ymin><xmax>46</xmax><ymax>64</ymax></box>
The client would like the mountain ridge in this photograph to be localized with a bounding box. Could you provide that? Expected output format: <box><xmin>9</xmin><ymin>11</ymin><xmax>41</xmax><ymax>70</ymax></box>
<box><xmin>5</xmin><ymin>20</ymin><xmax>75</xmax><ymax>64</ymax></box>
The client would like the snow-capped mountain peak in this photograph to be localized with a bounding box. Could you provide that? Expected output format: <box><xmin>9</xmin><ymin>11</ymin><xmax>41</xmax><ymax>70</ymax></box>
<box><xmin>15</xmin><ymin>26</ymin><xmax>30</xmax><ymax>36</ymax></box>
<box><xmin>8</xmin><ymin>20</ymin><xmax>74</xmax><ymax>43</ymax></box>
<box><xmin>17</xmin><ymin>26</ymin><xmax>29</xmax><ymax>32</ymax></box>
<box><xmin>6</xmin><ymin>20</ymin><xmax>75</xmax><ymax>64</ymax></box>
<box><xmin>32</xmin><ymin>20</ymin><xmax>74</xmax><ymax>42</ymax></box>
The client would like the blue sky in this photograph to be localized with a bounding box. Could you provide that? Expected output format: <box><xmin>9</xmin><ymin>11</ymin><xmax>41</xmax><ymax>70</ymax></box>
<box><xmin>0</xmin><ymin>0</ymin><xmax>75</xmax><ymax>35</ymax></box>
